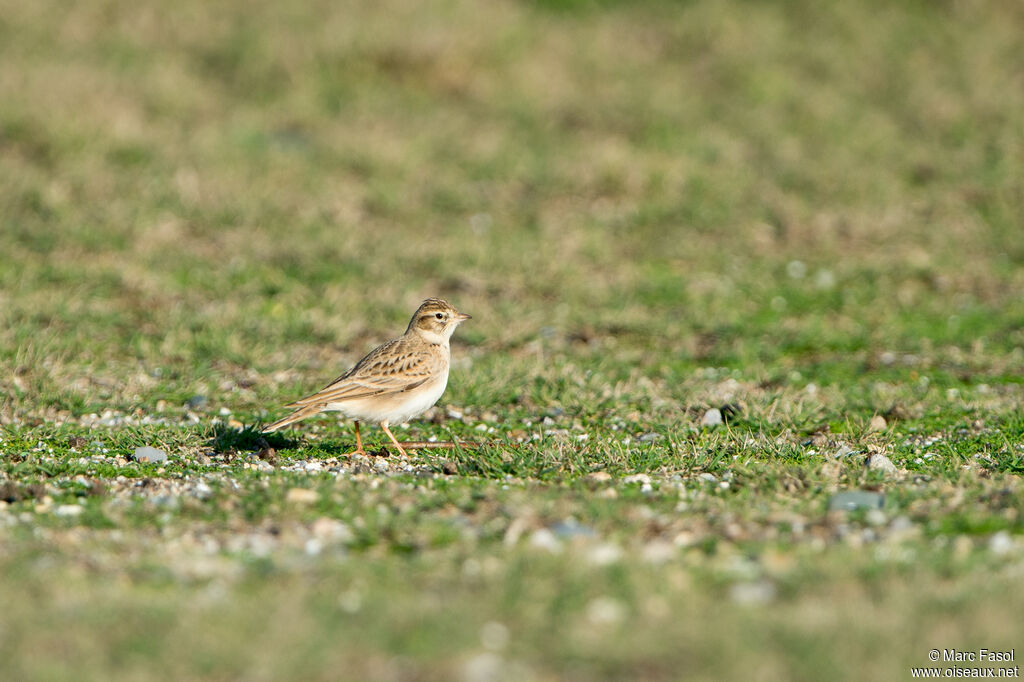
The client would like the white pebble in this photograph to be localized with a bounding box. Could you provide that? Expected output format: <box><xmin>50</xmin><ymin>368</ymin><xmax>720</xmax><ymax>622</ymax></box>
<box><xmin>867</xmin><ymin>453</ymin><xmax>898</xmax><ymax>475</ymax></box>
<box><xmin>528</xmin><ymin>528</ymin><xmax>562</xmax><ymax>554</ymax></box>
<box><xmin>989</xmin><ymin>531</ymin><xmax>1014</xmax><ymax>556</ymax></box>
<box><xmin>701</xmin><ymin>408</ymin><xmax>723</xmax><ymax>427</ymax></box>
<box><xmin>54</xmin><ymin>505</ymin><xmax>84</xmax><ymax>517</ymax></box>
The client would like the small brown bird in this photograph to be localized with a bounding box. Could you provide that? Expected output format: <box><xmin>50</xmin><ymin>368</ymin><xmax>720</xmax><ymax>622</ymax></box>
<box><xmin>262</xmin><ymin>298</ymin><xmax>471</xmax><ymax>456</ymax></box>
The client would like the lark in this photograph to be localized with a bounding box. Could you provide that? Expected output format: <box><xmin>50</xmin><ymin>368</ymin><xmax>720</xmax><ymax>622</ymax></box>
<box><xmin>262</xmin><ymin>298</ymin><xmax>471</xmax><ymax>456</ymax></box>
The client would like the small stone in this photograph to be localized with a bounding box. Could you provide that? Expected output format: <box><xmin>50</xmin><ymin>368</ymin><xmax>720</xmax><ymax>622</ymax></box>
<box><xmin>701</xmin><ymin>408</ymin><xmax>723</xmax><ymax>427</ymax></box>
<box><xmin>834</xmin><ymin>445</ymin><xmax>857</xmax><ymax>459</ymax></box>
<box><xmin>66</xmin><ymin>436</ymin><xmax>88</xmax><ymax>449</ymax></box>
<box><xmin>442</xmin><ymin>461</ymin><xmax>459</xmax><ymax>475</ymax></box>
<box><xmin>828</xmin><ymin>490</ymin><xmax>885</xmax><ymax>511</ymax></box>
<box><xmin>586</xmin><ymin>543</ymin><xmax>623</xmax><ymax>566</ymax></box>
<box><xmin>638</xmin><ymin>432</ymin><xmax>662</xmax><ymax>443</ymax></box>
<box><xmin>584</xmin><ymin>471</ymin><xmax>612</xmax><ymax>484</ymax></box>
<box><xmin>155</xmin><ymin>400</ymin><xmax>168</xmax><ymax>412</ymax></box>
<box><xmin>286</xmin><ymin>487</ymin><xmax>318</xmax><ymax>505</ymax></box>
<box><xmin>528</xmin><ymin>528</ymin><xmax>562</xmax><ymax>553</ymax></box>
<box><xmin>185</xmin><ymin>395</ymin><xmax>208</xmax><ymax>410</ymax></box>
<box><xmin>133</xmin><ymin>446</ymin><xmax>168</xmax><ymax>464</ymax></box>
<box><xmin>193</xmin><ymin>481</ymin><xmax>213</xmax><ymax>500</ymax></box>
<box><xmin>730</xmin><ymin>580</ymin><xmax>776</xmax><ymax>605</ymax></box>
<box><xmin>867</xmin><ymin>453</ymin><xmax>898</xmax><ymax>475</ymax></box>
<box><xmin>673</xmin><ymin>531</ymin><xmax>698</xmax><ymax>547</ymax></box>
<box><xmin>54</xmin><ymin>504</ymin><xmax>84</xmax><ymax>517</ymax></box>
<box><xmin>868</xmin><ymin>415</ymin><xmax>888</xmax><ymax>432</ymax></box>
<box><xmin>989</xmin><ymin>530</ymin><xmax>1014</xmax><ymax>556</ymax></box>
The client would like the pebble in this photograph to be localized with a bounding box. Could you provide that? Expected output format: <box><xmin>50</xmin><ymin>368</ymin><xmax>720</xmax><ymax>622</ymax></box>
<box><xmin>868</xmin><ymin>415</ymin><xmax>888</xmax><ymax>432</ymax></box>
<box><xmin>586</xmin><ymin>543</ymin><xmax>623</xmax><ymax>566</ymax></box>
<box><xmin>701</xmin><ymin>408</ymin><xmax>723</xmax><ymax>427</ymax></box>
<box><xmin>193</xmin><ymin>481</ymin><xmax>214</xmax><ymax>500</ymax></box>
<box><xmin>133</xmin><ymin>446</ymin><xmax>168</xmax><ymax>464</ymax></box>
<box><xmin>286</xmin><ymin>488</ymin><xmax>318</xmax><ymax>505</ymax></box>
<box><xmin>867</xmin><ymin>453</ymin><xmax>898</xmax><ymax>475</ymax></box>
<box><xmin>834</xmin><ymin>445</ymin><xmax>857</xmax><ymax>459</ymax></box>
<box><xmin>638</xmin><ymin>433</ymin><xmax>662</xmax><ymax>443</ymax></box>
<box><xmin>528</xmin><ymin>528</ymin><xmax>562</xmax><ymax>553</ymax></box>
<box><xmin>828</xmin><ymin>490</ymin><xmax>885</xmax><ymax>511</ymax></box>
<box><xmin>54</xmin><ymin>504</ymin><xmax>84</xmax><ymax>517</ymax></box>
<box><xmin>584</xmin><ymin>471</ymin><xmax>612</xmax><ymax>484</ymax></box>
<box><xmin>729</xmin><ymin>580</ymin><xmax>776</xmax><ymax>605</ymax></box>
<box><xmin>989</xmin><ymin>530</ymin><xmax>1014</xmax><ymax>556</ymax></box>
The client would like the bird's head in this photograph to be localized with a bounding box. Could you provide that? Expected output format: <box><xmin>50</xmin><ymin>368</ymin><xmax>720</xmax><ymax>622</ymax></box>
<box><xmin>407</xmin><ymin>298</ymin><xmax>471</xmax><ymax>344</ymax></box>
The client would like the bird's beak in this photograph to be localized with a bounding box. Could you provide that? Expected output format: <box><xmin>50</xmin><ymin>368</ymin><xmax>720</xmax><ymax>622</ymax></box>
<box><xmin>456</xmin><ymin>312</ymin><xmax>472</xmax><ymax>321</ymax></box>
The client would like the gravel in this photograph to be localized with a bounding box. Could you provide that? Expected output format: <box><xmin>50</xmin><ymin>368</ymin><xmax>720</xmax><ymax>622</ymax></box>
<box><xmin>132</xmin><ymin>446</ymin><xmax>168</xmax><ymax>463</ymax></box>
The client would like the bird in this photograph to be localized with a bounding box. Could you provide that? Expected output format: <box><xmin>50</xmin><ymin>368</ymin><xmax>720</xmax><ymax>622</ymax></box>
<box><xmin>262</xmin><ymin>298</ymin><xmax>471</xmax><ymax>456</ymax></box>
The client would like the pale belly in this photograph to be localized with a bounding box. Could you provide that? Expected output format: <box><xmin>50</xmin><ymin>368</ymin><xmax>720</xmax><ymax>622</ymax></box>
<box><xmin>323</xmin><ymin>368</ymin><xmax>449</xmax><ymax>425</ymax></box>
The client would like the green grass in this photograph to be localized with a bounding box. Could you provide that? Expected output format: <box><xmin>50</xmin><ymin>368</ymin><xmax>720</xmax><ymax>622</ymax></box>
<box><xmin>2</xmin><ymin>0</ymin><xmax>1024</xmax><ymax>679</ymax></box>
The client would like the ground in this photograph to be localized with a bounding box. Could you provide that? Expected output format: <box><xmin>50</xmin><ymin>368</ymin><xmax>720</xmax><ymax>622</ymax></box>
<box><xmin>1</xmin><ymin>0</ymin><xmax>1023</xmax><ymax>680</ymax></box>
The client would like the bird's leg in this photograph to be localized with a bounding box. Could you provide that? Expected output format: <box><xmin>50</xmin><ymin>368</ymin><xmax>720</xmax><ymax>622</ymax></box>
<box><xmin>379</xmin><ymin>423</ymin><xmax>407</xmax><ymax>457</ymax></box>
<box><xmin>345</xmin><ymin>421</ymin><xmax>366</xmax><ymax>457</ymax></box>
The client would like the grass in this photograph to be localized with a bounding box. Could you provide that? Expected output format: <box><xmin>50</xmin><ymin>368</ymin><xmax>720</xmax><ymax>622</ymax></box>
<box><xmin>2</xmin><ymin>0</ymin><xmax>1024</xmax><ymax>679</ymax></box>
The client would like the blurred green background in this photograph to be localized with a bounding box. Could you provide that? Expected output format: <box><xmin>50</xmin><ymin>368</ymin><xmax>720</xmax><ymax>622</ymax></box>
<box><xmin>1</xmin><ymin>0</ymin><xmax>1023</xmax><ymax>680</ymax></box>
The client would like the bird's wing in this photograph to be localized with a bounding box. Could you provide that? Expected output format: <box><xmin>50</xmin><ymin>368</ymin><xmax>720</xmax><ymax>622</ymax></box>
<box><xmin>285</xmin><ymin>338</ymin><xmax>436</xmax><ymax>407</ymax></box>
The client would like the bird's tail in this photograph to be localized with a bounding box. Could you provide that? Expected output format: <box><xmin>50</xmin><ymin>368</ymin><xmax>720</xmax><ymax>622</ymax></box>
<box><xmin>262</xmin><ymin>404</ymin><xmax>323</xmax><ymax>433</ymax></box>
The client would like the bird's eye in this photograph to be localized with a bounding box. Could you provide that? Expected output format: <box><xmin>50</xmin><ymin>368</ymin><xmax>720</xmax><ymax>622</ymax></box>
<box><xmin>435</xmin><ymin>312</ymin><xmax>444</xmax><ymax>319</ymax></box>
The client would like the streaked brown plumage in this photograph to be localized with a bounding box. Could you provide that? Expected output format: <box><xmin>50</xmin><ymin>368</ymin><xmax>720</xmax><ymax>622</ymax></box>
<box><xmin>262</xmin><ymin>298</ymin><xmax>471</xmax><ymax>456</ymax></box>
